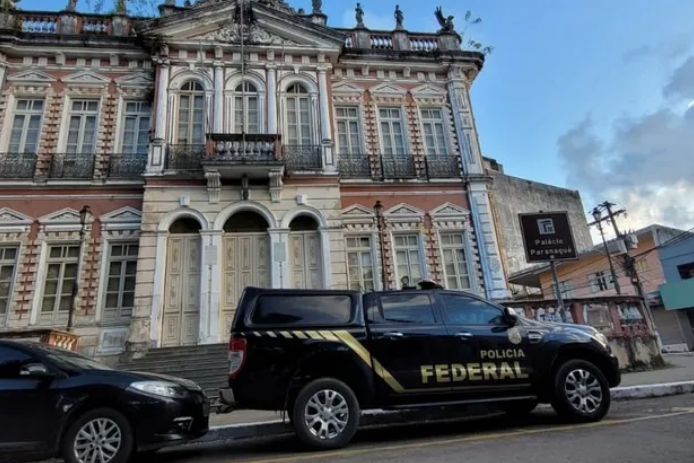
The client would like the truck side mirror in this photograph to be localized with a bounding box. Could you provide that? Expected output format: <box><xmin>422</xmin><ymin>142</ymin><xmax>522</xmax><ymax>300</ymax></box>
<box><xmin>503</xmin><ymin>308</ymin><xmax>519</xmax><ymax>326</ymax></box>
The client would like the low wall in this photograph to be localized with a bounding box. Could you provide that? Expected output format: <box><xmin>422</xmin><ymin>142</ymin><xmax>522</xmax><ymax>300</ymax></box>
<box><xmin>609</xmin><ymin>335</ymin><xmax>664</xmax><ymax>371</ymax></box>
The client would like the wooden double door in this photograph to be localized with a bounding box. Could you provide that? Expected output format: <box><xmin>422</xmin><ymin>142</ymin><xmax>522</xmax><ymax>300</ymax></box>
<box><xmin>162</xmin><ymin>234</ymin><xmax>201</xmax><ymax>347</ymax></box>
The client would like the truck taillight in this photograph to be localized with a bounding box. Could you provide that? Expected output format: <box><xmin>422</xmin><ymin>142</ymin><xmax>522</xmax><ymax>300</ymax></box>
<box><xmin>228</xmin><ymin>337</ymin><xmax>247</xmax><ymax>379</ymax></box>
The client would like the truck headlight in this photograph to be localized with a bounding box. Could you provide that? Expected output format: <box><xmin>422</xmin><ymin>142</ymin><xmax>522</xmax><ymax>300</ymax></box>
<box><xmin>129</xmin><ymin>381</ymin><xmax>186</xmax><ymax>399</ymax></box>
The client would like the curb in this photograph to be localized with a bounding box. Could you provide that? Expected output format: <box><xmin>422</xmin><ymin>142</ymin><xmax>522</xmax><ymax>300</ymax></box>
<box><xmin>196</xmin><ymin>381</ymin><xmax>694</xmax><ymax>445</ymax></box>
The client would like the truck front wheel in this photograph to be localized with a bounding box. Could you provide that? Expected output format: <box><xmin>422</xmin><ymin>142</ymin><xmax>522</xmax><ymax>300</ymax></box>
<box><xmin>551</xmin><ymin>359</ymin><xmax>611</xmax><ymax>422</ymax></box>
<box><xmin>291</xmin><ymin>378</ymin><xmax>360</xmax><ymax>450</ymax></box>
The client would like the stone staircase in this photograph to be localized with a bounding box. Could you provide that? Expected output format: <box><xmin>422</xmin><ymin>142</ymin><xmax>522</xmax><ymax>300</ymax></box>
<box><xmin>119</xmin><ymin>344</ymin><xmax>229</xmax><ymax>405</ymax></box>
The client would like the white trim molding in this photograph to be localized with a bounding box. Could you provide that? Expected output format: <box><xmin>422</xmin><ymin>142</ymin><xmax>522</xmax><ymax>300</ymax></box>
<box><xmin>0</xmin><ymin>208</ymin><xmax>33</xmax><ymax>233</ymax></box>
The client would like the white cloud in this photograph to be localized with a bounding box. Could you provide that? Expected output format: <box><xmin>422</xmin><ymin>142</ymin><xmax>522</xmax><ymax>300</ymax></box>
<box><xmin>558</xmin><ymin>58</ymin><xmax>694</xmax><ymax>234</ymax></box>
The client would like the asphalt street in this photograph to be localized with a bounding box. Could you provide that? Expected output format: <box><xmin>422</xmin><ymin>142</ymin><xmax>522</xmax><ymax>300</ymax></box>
<box><xmin>145</xmin><ymin>393</ymin><xmax>694</xmax><ymax>463</ymax></box>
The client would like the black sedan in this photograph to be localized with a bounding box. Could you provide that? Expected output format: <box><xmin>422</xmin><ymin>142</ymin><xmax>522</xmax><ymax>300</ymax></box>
<box><xmin>0</xmin><ymin>340</ymin><xmax>209</xmax><ymax>463</ymax></box>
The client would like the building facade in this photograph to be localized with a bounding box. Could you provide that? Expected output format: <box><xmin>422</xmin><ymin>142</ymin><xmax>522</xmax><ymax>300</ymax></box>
<box><xmin>0</xmin><ymin>0</ymin><xmax>510</xmax><ymax>356</ymax></box>
<box><xmin>482</xmin><ymin>156</ymin><xmax>593</xmax><ymax>297</ymax></box>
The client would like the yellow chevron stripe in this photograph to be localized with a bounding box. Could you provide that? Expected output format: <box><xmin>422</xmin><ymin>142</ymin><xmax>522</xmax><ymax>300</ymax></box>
<box><xmin>306</xmin><ymin>331</ymin><xmax>324</xmax><ymax>340</ymax></box>
<box><xmin>319</xmin><ymin>331</ymin><xmax>340</xmax><ymax>342</ymax></box>
<box><xmin>293</xmin><ymin>331</ymin><xmax>308</xmax><ymax>339</ymax></box>
<box><xmin>280</xmin><ymin>331</ymin><xmax>293</xmax><ymax>339</ymax></box>
<box><xmin>267</xmin><ymin>331</ymin><xmax>277</xmax><ymax>338</ymax></box>
<box><xmin>332</xmin><ymin>330</ymin><xmax>405</xmax><ymax>393</ymax></box>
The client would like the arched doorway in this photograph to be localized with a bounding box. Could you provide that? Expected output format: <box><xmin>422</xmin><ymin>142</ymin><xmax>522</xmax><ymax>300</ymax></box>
<box><xmin>288</xmin><ymin>216</ymin><xmax>323</xmax><ymax>289</ymax></box>
<box><xmin>162</xmin><ymin>218</ymin><xmax>202</xmax><ymax>347</ymax></box>
<box><xmin>221</xmin><ymin>211</ymin><xmax>271</xmax><ymax>336</ymax></box>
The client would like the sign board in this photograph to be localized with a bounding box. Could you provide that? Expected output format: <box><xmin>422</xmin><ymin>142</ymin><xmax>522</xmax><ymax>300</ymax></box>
<box><xmin>518</xmin><ymin>211</ymin><xmax>578</xmax><ymax>263</ymax></box>
<box><xmin>273</xmin><ymin>242</ymin><xmax>287</xmax><ymax>263</ymax></box>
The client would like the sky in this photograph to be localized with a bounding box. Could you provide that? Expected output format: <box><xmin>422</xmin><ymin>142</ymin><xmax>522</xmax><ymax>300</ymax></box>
<box><xmin>20</xmin><ymin>0</ymin><xmax>694</xmax><ymax>237</ymax></box>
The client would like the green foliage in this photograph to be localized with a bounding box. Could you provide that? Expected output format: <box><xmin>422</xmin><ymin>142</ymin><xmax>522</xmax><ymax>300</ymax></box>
<box><xmin>459</xmin><ymin>10</ymin><xmax>494</xmax><ymax>56</ymax></box>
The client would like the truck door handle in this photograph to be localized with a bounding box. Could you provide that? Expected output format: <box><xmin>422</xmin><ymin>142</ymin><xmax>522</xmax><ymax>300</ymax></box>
<box><xmin>384</xmin><ymin>332</ymin><xmax>404</xmax><ymax>339</ymax></box>
<box><xmin>528</xmin><ymin>331</ymin><xmax>543</xmax><ymax>344</ymax></box>
<box><xmin>454</xmin><ymin>332</ymin><xmax>474</xmax><ymax>340</ymax></box>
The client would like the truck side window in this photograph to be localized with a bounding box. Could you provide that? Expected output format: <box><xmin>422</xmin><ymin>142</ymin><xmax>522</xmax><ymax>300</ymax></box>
<box><xmin>440</xmin><ymin>294</ymin><xmax>505</xmax><ymax>326</ymax></box>
<box><xmin>378</xmin><ymin>293</ymin><xmax>435</xmax><ymax>325</ymax></box>
<box><xmin>251</xmin><ymin>295</ymin><xmax>352</xmax><ymax>326</ymax></box>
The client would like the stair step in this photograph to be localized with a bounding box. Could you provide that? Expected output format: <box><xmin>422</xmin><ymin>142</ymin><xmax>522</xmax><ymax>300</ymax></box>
<box><xmin>144</xmin><ymin>345</ymin><xmax>227</xmax><ymax>357</ymax></box>
<box><xmin>125</xmin><ymin>358</ymin><xmax>227</xmax><ymax>371</ymax></box>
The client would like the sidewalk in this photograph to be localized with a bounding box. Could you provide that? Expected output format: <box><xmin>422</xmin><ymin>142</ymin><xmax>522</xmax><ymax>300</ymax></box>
<box><xmin>620</xmin><ymin>353</ymin><xmax>694</xmax><ymax>387</ymax></box>
<box><xmin>209</xmin><ymin>353</ymin><xmax>694</xmax><ymax>428</ymax></box>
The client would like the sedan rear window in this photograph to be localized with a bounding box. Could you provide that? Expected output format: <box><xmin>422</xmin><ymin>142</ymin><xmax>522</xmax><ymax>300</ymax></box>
<box><xmin>251</xmin><ymin>295</ymin><xmax>352</xmax><ymax>326</ymax></box>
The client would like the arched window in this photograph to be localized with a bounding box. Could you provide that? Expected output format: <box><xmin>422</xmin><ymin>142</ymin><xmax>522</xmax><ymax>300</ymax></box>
<box><xmin>177</xmin><ymin>81</ymin><xmax>205</xmax><ymax>145</ymax></box>
<box><xmin>234</xmin><ymin>82</ymin><xmax>260</xmax><ymax>134</ymax></box>
<box><xmin>285</xmin><ymin>83</ymin><xmax>312</xmax><ymax>146</ymax></box>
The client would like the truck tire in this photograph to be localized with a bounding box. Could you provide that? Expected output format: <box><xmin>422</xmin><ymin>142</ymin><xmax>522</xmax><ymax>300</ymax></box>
<box><xmin>551</xmin><ymin>359</ymin><xmax>610</xmax><ymax>422</ymax></box>
<box><xmin>291</xmin><ymin>378</ymin><xmax>360</xmax><ymax>450</ymax></box>
<box><xmin>61</xmin><ymin>407</ymin><xmax>134</xmax><ymax>463</ymax></box>
<box><xmin>500</xmin><ymin>399</ymin><xmax>538</xmax><ymax>417</ymax></box>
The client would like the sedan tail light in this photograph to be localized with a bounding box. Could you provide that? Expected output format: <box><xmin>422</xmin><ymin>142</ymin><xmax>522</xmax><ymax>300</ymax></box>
<box><xmin>228</xmin><ymin>337</ymin><xmax>247</xmax><ymax>379</ymax></box>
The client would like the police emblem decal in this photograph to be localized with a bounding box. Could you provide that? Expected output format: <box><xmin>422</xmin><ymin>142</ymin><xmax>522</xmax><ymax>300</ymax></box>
<box><xmin>507</xmin><ymin>327</ymin><xmax>522</xmax><ymax>345</ymax></box>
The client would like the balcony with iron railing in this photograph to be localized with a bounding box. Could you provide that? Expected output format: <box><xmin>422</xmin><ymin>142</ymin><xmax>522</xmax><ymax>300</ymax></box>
<box><xmin>0</xmin><ymin>153</ymin><xmax>37</xmax><ymax>179</ymax></box>
<box><xmin>48</xmin><ymin>153</ymin><xmax>96</xmax><ymax>180</ymax></box>
<box><xmin>165</xmin><ymin>135</ymin><xmax>324</xmax><ymax>178</ymax></box>
<box><xmin>339</xmin><ymin>154</ymin><xmax>462</xmax><ymax>181</ymax></box>
<box><xmin>107</xmin><ymin>153</ymin><xmax>148</xmax><ymax>179</ymax></box>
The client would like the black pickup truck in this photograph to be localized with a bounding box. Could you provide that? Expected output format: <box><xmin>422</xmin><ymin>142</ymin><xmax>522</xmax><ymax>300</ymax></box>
<box><xmin>219</xmin><ymin>286</ymin><xmax>620</xmax><ymax>449</ymax></box>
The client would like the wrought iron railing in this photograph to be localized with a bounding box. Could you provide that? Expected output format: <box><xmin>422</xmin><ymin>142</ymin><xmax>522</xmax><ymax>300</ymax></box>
<box><xmin>107</xmin><ymin>153</ymin><xmax>147</xmax><ymax>179</ymax></box>
<box><xmin>48</xmin><ymin>153</ymin><xmax>95</xmax><ymax>179</ymax></box>
<box><xmin>380</xmin><ymin>154</ymin><xmax>419</xmax><ymax>179</ymax></box>
<box><xmin>0</xmin><ymin>153</ymin><xmax>37</xmax><ymax>179</ymax></box>
<box><xmin>425</xmin><ymin>155</ymin><xmax>461</xmax><ymax>178</ymax></box>
<box><xmin>165</xmin><ymin>144</ymin><xmax>206</xmax><ymax>171</ymax></box>
<box><xmin>283</xmin><ymin>145</ymin><xmax>322</xmax><ymax>172</ymax></box>
<box><xmin>339</xmin><ymin>154</ymin><xmax>372</xmax><ymax>178</ymax></box>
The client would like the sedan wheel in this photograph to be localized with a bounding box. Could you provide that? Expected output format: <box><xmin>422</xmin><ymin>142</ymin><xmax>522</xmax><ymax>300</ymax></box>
<box><xmin>62</xmin><ymin>408</ymin><xmax>133</xmax><ymax>463</ymax></box>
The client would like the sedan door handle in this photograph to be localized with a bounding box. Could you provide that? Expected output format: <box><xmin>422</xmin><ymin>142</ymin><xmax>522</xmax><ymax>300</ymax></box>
<box><xmin>384</xmin><ymin>332</ymin><xmax>404</xmax><ymax>339</ymax></box>
<box><xmin>454</xmin><ymin>332</ymin><xmax>474</xmax><ymax>340</ymax></box>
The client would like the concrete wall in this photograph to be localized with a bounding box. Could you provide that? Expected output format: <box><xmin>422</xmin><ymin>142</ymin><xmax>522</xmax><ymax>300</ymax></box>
<box><xmin>608</xmin><ymin>335</ymin><xmax>664</xmax><ymax>370</ymax></box>
<box><xmin>487</xmin><ymin>172</ymin><xmax>593</xmax><ymax>282</ymax></box>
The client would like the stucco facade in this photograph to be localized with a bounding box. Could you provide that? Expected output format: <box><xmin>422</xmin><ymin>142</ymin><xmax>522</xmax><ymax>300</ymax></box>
<box><xmin>0</xmin><ymin>0</ymin><xmax>510</xmax><ymax>356</ymax></box>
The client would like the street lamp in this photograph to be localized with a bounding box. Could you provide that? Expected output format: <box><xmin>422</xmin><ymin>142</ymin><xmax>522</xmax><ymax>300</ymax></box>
<box><xmin>373</xmin><ymin>201</ymin><xmax>388</xmax><ymax>290</ymax></box>
<box><xmin>592</xmin><ymin>207</ymin><xmax>622</xmax><ymax>295</ymax></box>
<box><xmin>67</xmin><ymin>205</ymin><xmax>91</xmax><ymax>332</ymax></box>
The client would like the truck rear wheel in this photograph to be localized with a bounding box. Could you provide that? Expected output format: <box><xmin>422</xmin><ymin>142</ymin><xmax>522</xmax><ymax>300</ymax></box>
<box><xmin>551</xmin><ymin>359</ymin><xmax>610</xmax><ymax>422</ymax></box>
<box><xmin>291</xmin><ymin>378</ymin><xmax>360</xmax><ymax>450</ymax></box>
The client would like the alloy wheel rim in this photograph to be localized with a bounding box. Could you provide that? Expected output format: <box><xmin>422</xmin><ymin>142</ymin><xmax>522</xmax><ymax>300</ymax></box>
<box><xmin>304</xmin><ymin>389</ymin><xmax>350</xmax><ymax>440</ymax></box>
<box><xmin>564</xmin><ymin>369</ymin><xmax>603</xmax><ymax>414</ymax></box>
<box><xmin>73</xmin><ymin>418</ymin><xmax>122</xmax><ymax>463</ymax></box>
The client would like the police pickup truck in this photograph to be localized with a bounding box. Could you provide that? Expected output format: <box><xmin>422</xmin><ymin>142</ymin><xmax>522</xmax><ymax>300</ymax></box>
<box><xmin>219</xmin><ymin>286</ymin><xmax>620</xmax><ymax>449</ymax></box>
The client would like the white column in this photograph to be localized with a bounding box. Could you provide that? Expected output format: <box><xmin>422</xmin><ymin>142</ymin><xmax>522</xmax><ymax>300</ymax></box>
<box><xmin>148</xmin><ymin>60</ymin><xmax>170</xmax><ymax>173</ymax></box>
<box><xmin>317</xmin><ymin>67</ymin><xmax>331</xmax><ymax>142</ymax></box>
<box><xmin>269</xmin><ymin>229</ymin><xmax>289</xmax><ymax>288</ymax></box>
<box><xmin>0</xmin><ymin>63</ymin><xmax>6</xmax><ymax>91</ymax></box>
<box><xmin>214</xmin><ymin>63</ymin><xmax>224</xmax><ymax>134</ymax></box>
<box><xmin>319</xmin><ymin>228</ymin><xmax>333</xmax><ymax>289</ymax></box>
<box><xmin>149</xmin><ymin>231</ymin><xmax>168</xmax><ymax>346</ymax></box>
<box><xmin>468</xmin><ymin>183</ymin><xmax>511</xmax><ymax>300</ymax></box>
<box><xmin>446</xmin><ymin>65</ymin><xmax>483</xmax><ymax>175</ymax></box>
<box><xmin>154</xmin><ymin>61</ymin><xmax>170</xmax><ymax>141</ymax></box>
<box><xmin>317</xmin><ymin>66</ymin><xmax>336</xmax><ymax>173</ymax></box>
<box><xmin>199</xmin><ymin>230</ymin><xmax>223</xmax><ymax>344</ymax></box>
<box><xmin>267</xmin><ymin>64</ymin><xmax>278</xmax><ymax>134</ymax></box>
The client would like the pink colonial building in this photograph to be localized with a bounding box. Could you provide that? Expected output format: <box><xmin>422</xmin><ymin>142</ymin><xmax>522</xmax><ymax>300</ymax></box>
<box><xmin>0</xmin><ymin>0</ymin><xmax>510</xmax><ymax>359</ymax></box>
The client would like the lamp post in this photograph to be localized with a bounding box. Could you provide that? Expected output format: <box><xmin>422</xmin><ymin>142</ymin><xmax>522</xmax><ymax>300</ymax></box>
<box><xmin>373</xmin><ymin>201</ymin><xmax>388</xmax><ymax>290</ymax></box>
<box><xmin>67</xmin><ymin>205</ymin><xmax>91</xmax><ymax>332</ymax></box>
<box><xmin>592</xmin><ymin>207</ymin><xmax>622</xmax><ymax>295</ymax></box>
